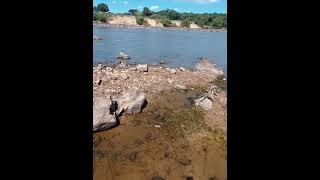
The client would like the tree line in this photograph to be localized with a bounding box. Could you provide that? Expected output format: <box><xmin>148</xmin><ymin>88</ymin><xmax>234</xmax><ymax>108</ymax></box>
<box><xmin>93</xmin><ymin>3</ymin><xmax>227</xmax><ymax>29</ymax></box>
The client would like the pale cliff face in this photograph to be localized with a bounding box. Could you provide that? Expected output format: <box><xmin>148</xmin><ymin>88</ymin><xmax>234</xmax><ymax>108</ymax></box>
<box><xmin>108</xmin><ymin>15</ymin><xmax>138</xmax><ymax>25</ymax></box>
<box><xmin>107</xmin><ymin>15</ymin><xmax>201</xmax><ymax>29</ymax></box>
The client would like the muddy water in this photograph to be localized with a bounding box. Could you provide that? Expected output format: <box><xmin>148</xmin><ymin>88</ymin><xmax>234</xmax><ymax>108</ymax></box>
<box><xmin>93</xmin><ymin>90</ymin><xmax>227</xmax><ymax>180</ymax></box>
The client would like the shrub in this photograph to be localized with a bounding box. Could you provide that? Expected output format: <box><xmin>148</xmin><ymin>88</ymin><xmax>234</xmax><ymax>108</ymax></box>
<box><xmin>136</xmin><ymin>16</ymin><xmax>149</xmax><ymax>26</ymax></box>
<box><xmin>181</xmin><ymin>20</ymin><xmax>191</xmax><ymax>28</ymax></box>
<box><xmin>160</xmin><ymin>18</ymin><xmax>173</xmax><ymax>27</ymax></box>
<box><xmin>93</xmin><ymin>12</ymin><xmax>110</xmax><ymax>23</ymax></box>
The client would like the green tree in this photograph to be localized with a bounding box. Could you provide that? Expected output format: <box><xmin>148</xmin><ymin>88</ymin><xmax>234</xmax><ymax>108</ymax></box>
<box><xmin>157</xmin><ymin>9</ymin><xmax>181</xmax><ymax>20</ymax></box>
<box><xmin>142</xmin><ymin>7</ymin><xmax>153</xmax><ymax>16</ymax></box>
<box><xmin>128</xmin><ymin>9</ymin><xmax>139</xmax><ymax>16</ymax></box>
<box><xmin>97</xmin><ymin>3</ymin><xmax>109</xmax><ymax>12</ymax></box>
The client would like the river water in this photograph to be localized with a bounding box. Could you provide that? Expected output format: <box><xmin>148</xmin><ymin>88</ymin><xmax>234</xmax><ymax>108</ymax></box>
<box><xmin>93</xmin><ymin>26</ymin><xmax>227</xmax><ymax>72</ymax></box>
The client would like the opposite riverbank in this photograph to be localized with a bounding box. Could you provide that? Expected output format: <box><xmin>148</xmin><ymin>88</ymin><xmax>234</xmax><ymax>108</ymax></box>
<box><xmin>93</xmin><ymin>20</ymin><xmax>227</xmax><ymax>32</ymax></box>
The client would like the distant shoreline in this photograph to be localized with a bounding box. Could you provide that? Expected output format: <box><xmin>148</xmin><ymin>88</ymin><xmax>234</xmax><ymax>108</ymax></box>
<box><xmin>93</xmin><ymin>22</ymin><xmax>227</xmax><ymax>32</ymax></box>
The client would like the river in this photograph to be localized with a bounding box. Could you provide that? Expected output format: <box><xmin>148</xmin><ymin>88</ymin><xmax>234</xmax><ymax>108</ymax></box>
<box><xmin>93</xmin><ymin>26</ymin><xmax>227</xmax><ymax>72</ymax></box>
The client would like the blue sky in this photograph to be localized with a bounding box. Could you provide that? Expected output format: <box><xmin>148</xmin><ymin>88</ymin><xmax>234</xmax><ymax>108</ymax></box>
<box><xmin>93</xmin><ymin>0</ymin><xmax>227</xmax><ymax>14</ymax></box>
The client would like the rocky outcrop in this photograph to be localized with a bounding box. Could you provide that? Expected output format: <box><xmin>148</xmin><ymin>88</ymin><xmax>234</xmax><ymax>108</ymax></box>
<box><xmin>195</xmin><ymin>96</ymin><xmax>213</xmax><ymax>110</ymax></box>
<box><xmin>93</xmin><ymin>95</ymin><xmax>117</xmax><ymax>132</ymax></box>
<box><xmin>116</xmin><ymin>91</ymin><xmax>147</xmax><ymax>115</ymax></box>
<box><xmin>195</xmin><ymin>57</ymin><xmax>224</xmax><ymax>77</ymax></box>
<box><xmin>93</xmin><ymin>91</ymin><xmax>147</xmax><ymax>132</ymax></box>
<box><xmin>136</xmin><ymin>64</ymin><xmax>148</xmax><ymax>72</ymax></box>
<box><xmin>117</xmin><ymin>52</ymin><xmax>130</xmax><ymax>59</ymax></box>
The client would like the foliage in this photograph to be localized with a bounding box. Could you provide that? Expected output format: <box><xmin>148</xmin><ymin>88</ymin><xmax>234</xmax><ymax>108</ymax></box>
<box><xmin>128</xmin><ymin>9</ymin><xmax>139</xmax><ymax>16</ymax></box>
<box><xmin>136</xmin><ymin>16</ymin><xmax>149</xmax><ymax>26</ymax></box>
<box><xmin>142</xmin><ymin>7</ymin><xmax>153</xmax><ymax>16</ymax></box>
<box><xmin>92</xmin><ymin>4</ymin><xmax>227</xmax><ymax>29</ymax></box>
<box><xmin>160</xmin><ymin>18</ymin><xmax>173</xmax><ymax>27</ymax></box>
<box><xmin>97</xmin><ymin>3</ymin><xmax>109</xmax><ymax>13</ymax></box>
<box><xmin>181</xmin><ymin>20</ymin><xmax>191</xmax><ymax>28</ymax></box>
<box><xmin>157</xmin><ymin>9</ymin><xmax>181</xmax><ymax>20</ymax></box>
<box><xmin>93</xmin><ymin>12</ymin><xmax>110</xmax><ymax>23</ymax></box>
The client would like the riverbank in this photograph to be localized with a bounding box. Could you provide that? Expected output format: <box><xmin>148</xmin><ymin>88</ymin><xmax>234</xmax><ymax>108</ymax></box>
<box><xmin>93</xmin><ymin>58</ymin><xmax>227</xmax><ymax>132</ymax></box>
<box><xmin>93</xmin><ymin>21</ymin><xmax>227</xmax><ymax>32</ymax></box>
<box><xmin>93</xmin><ymin>59</ymin><xmax>227</xmax><ymax>180</ymax></box>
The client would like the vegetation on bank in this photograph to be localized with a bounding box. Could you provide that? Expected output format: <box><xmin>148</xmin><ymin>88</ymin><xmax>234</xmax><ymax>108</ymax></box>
<box><xmin>136</xmin><ymin>16</ymin><xmax>149</xmax><ymax>26</ymax></box>
<box><xmin>93</xmin><ymin>3</ymin><xmax>227</xmax><ymax>29</ymax></box>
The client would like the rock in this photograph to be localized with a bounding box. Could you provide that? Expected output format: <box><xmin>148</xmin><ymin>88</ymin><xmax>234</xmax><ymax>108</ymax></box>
<box><xmin>154</xmin><ymin>125</ymin><xmax>161</xmax><ymax>128</ymax></box>
<box><xmin>160</xmin><ymin>59</ymin><xmax>166</xmax><ymax>64</ymax></box>
<box><xmin>195</xmin><ymin>97</ymin><xmax>213</xmax><ymax>110</ymax></box>
<box><xmin>128</xmin><ymin>152</ymin><xmax>138</xmax><ymax>161</ymax></box>
<box><xmin>93</xmin><ymin>36</ymin><xmax>103</xmax><ymax>40</ymax></box>
<box><xmin>195</xmin><ymin>57</ymin><xmax>224</xmax><ymax>76</ymax></box>
<box><xmin>129</xmin><ymin>67</ymin><xmax>137</xmax><ymax>71</ymax></box>
<box><xmin>93</xmin><ymin>95</ymin><xmax>117</xmax><ymax>132</ymax></box>
<box><xmin>169</xmin><ymin>69</ymin><xmax>177</xmax><ymax>74</ymax></box>
<box><xmin>118</xmin><ymin>62</ymin><xmax>126</xmax><ymax>69</ymax></box>
<box><xmin>95</xmin><ymin>78</ymin><xmax>102</xmax><ymax>85</ymax></box>
<box><xmin>121</xmin><ymin>74</ymin><xmax>129</xmax><ymax>80</ymax></box>
<box><xmin>167</xmin><ymin>78</ymin><xmax>173</xmax><ymax>84</ymax></box>
<box><xmin>174</xmin><ymin>84</ymin><xmax>187</xmax><ymax>90</ymax></box>
<box><xmin>116</xmin><ymin>91</ymin><xmax>148</xmax><ymax>115</ymax></box>
<box><xmin>177</xmin><ymin>156</ymin><xmax>192</xmax><ymax>166</ymax></box>
<box><xmin>179</xmin><ymin>67</ymin><xmax>186</xmax><ymax>71</ymax></box>
<box><xmin>117</xmin><ymin>52</ymin><xmax>130</xmax><ymax>59</ymax></box>
<box><xmin>136</xmin><ymin>64</ymin><xmax>148</xmax><ymax>72</ymax></box>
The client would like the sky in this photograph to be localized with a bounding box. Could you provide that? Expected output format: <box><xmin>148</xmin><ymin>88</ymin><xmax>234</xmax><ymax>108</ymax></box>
<box><xmin>93</xmin><ymin>0</ymin><xmax>227</xmax><ymax>14</ymax></box>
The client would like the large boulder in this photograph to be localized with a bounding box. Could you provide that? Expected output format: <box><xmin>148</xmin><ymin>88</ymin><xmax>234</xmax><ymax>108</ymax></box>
<box><xmin>93</xmin><ymin>95</ymin><xmax>117</xmax><ymax>132</ymax></box>
<box><xmin>117</xmin><ymin>52</ymin><xmax>130</xmax><ymax>60</ymax></box>
<box><xmin>195</xmin><ymin>57</ymin><xmax>224</xmax><ymax>76</ymax></box>
<box><xmin>136</xmin><ymin>64</ymin><xmax>148</xmax><ymax>72</ymax></box>
<box><xmin>116</xmin><ymin>91</ymin><xmax>147</xmax><ymax>115</ymax></box>
<box><xmin>195</xmin><ymin>96</ymin><xmax>213</xmax><ymax>111</ymax></box>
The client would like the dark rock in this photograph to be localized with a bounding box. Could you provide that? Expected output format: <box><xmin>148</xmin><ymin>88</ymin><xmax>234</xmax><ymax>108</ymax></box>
<box><xmin>128</xmin><ymin>152</ymin><xmax>138</xmax><ymax>161</ymax></box>
<box><xmin>160</xmin><ymin>59</ymin><xmax>166</xmax><ymax>64</ymax></box>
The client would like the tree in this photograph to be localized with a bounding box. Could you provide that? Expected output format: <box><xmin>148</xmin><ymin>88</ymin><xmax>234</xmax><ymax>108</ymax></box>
<box><xmin>97</xmin><ymin>3</ymin><xmax>109</xmax><ymax>13</ymax></box>
<box><xmin>142</xmin><ymin>7</ymin><xmax>153</xmax><ymax>16</ymax></box>
<box><xmin>128</xmin><ymin>9</ymin><xmax>139</xmax><ymax>16</ymax></box>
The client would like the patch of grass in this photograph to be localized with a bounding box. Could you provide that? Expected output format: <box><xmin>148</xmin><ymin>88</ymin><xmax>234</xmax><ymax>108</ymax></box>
<box><xmin>189</xmin><ymin>85</ymin><xmax>208</xmax><ymax>94</ymax></box>
<box><xmin>210</xmin><ymin>75</ymin><xmax>227</xmax><ymax>91</ymax></box>
<box><xmin>133</xmin><ymin>90</ymin><xmax>207</xmax><ymax>137</ymax></box>
<box><xmin>93</xmin><ymin>136</ymin><xmax>102</xmax><ymax>151</ymax></box>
